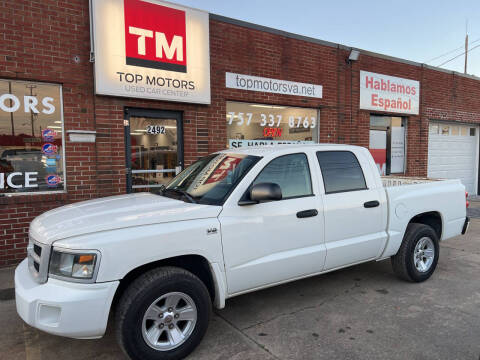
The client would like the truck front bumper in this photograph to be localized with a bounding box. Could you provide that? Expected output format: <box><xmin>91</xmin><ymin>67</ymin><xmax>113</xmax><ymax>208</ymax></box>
<box><xmin>15</xmin><ymin>259</ymin><xmax>119</xmax><ymax>339</ymax></box>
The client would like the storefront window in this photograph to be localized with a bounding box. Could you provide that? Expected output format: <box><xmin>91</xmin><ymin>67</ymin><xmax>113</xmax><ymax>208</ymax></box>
<box><xmin>0</xmin><ymin>79</ymin><xmax>64</xmax><ymax>194</ymax></box>
<box><xmin>369</xmin><ymin>115</ymin><xmax>406</xmax><ymax>175</ymax></box>
<box><xmin>226</xmin><ymin>102</ymin><xmax>319</xmax><ymax>148</ymax></box>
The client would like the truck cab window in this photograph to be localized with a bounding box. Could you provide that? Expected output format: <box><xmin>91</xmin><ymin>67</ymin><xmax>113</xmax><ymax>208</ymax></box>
<box><xmin>253</xmin><ymin>153</ymin><xmax>312</xmax><ymax>199</ymax></box>
<box><xmin>317</xmin><ymin>151</ymin><xmax>367</xmax><ymax>194</ymax></box>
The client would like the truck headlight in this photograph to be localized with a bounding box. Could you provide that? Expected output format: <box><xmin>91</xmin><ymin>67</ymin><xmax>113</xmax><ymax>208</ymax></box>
<box><xmin>49</xmin><ymin>249</ymin><xmax>100</xmax><ymax>282</ymax></box>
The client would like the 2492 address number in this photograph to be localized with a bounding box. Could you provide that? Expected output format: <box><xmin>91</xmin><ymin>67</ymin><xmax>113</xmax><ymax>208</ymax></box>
<box><xmin>146</xmin><ymin>125</ymin><xmax>166</xmax><ymax>135</ymax></box>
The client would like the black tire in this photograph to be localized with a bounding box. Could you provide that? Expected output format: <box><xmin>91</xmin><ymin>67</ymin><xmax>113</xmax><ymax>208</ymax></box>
<box><xmin>115</xmin><ymin>266</ymin><xmax>212</xmax><ymax>360</ymax></box>
<box><xmin>391</xmin><ymin>223</ymin><xmax>440</xmax><ymax>282</ymax></box>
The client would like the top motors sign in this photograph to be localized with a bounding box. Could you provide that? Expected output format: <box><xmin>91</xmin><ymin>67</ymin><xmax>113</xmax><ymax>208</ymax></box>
<box><xmin>360</xmin><ymin>71</ymin><xmax>419</xmax><ymax>115</ymax></box>
<box><xmin>92</xmin><ymin>0</ymin><xmax>210</xmax><ymax>104</ymax></box>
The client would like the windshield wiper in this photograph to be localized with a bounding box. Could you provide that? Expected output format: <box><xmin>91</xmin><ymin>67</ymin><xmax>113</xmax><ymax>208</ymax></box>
<box><xmin>162</xmin><ymin>188</ymin><xmax>197</xmax><ymax>204</ymax></box>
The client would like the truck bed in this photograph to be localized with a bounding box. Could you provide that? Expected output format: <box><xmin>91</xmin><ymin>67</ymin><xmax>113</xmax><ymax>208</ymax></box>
<box><xmin>379</xmin><ymin>176</ymin><xmax>466</xmax><ymax>259</ymax></box>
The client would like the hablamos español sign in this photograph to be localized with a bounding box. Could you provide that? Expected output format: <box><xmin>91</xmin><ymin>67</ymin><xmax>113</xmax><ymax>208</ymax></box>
<box><xmin>360</xmin><ymin>71</ymin><xmax>419</xmax><ymax>115</ymax></box>
<box><xmin>91</xmin><ymin>0</ymin><xmax>210</xmax><ymax>104</ymax></box>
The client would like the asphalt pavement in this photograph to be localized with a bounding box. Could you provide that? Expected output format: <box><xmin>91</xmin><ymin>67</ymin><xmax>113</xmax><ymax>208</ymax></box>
<box><xmin>1</xmin><ymin>209</ymin><xmax>479</xmax><ymax>360</ymax></box>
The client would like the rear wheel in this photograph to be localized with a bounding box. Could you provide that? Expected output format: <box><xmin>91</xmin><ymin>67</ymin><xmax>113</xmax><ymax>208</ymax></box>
<box><xmin>115</xmin><ymin>267</ymin><xmax>211</xmax><ymax>360</ymax></box>
<box><xmin>391</xmin><ymin>223</ymin><xmax>439</xmax><ymax>282</ymax></box>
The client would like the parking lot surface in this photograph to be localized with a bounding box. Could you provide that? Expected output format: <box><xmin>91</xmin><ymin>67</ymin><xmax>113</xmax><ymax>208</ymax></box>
<box><xmin>1</xmin><ymin>215</ymin><xmax>479</xmax><ymax>360</ymax></box>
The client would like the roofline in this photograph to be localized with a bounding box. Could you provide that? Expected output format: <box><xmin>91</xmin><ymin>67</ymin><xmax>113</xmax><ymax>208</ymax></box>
<box><xmin>209</xmin><ymin>13</ymin><xmax>480</xmax><ymax>82</ymax></box>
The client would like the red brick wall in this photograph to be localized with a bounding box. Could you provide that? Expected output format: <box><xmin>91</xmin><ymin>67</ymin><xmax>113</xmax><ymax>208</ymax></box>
<box><xmin>1</xmin><ymin>0</ymin><xmax>480</xmax><ymax>266</ymax></box>
<box><xmin>0</xmin><ymin>0</ymin><xmax>94</xmax><ymax>266</ymax></box>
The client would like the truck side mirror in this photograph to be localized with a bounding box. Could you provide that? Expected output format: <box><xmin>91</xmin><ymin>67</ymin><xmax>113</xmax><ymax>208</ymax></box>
<box><xmin>238</xmin><ymin>182</ymin><xmax>282</xmax><ymax>206</ymax></box>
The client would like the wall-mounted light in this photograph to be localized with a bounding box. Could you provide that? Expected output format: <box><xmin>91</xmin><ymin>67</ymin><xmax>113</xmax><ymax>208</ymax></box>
<box><xmin>347</xmin><ymin>49</ymin><xmax>360</xmax><ymax>63</ymax></box>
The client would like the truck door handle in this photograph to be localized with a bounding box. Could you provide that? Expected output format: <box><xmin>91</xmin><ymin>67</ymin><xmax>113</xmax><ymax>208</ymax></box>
<box><xmin>364</xmin><ymin>200</ymin><xmax>380</xmax><ymax>208</ymax></box>
<box><xmin>297</xmin><ymin>209</ymin><xmax>318</xmax><ymax>218</ymax></box>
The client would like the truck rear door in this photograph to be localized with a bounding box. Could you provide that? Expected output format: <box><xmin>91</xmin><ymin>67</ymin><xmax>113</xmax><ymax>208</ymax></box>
<box><xmin>316</xmin><ymin>149</ymin><xmax>387</xmax><ymax>270</ymax></box>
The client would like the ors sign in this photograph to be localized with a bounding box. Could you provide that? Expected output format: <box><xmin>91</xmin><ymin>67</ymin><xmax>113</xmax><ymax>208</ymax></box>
<box><xmin>92</xmin><ymin>0</ymin><xmax>210</xmax><ymax>104</ymax></box>
<box><xmin>360</xmin><ymin>71</ymin><xmax>419</xmax><ymax>115</ymax></box>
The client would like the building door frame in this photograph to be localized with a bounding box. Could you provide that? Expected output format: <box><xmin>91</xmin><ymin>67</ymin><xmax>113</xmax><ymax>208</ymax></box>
<box><xmin>369</xmin><ymin>115</ymin><xmax>407</xmax><ymax>175</ymax></box>
<box><xmin>124</xmin><ymin>107</ymin><xmax>184</xmax><ymax>193</ymax></box>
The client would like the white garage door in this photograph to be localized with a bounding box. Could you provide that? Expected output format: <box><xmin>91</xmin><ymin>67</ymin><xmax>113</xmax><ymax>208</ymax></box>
<box><xmin>428</xmin><ymin>122</ymin><xmax>478</xmax><ymax>194</ymax></box>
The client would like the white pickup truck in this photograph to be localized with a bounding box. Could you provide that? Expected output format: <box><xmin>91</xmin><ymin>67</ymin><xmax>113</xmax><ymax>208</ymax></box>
<box><xmin>15</xmin><ymin>144</ymin><xmax>469</xmax><ymax>360</ymax></box>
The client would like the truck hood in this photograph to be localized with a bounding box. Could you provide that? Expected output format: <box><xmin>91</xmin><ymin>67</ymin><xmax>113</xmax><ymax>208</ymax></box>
<box><xmin>30</xmin><ymin>193</ymin><xmax>222</xmax><ymax>245</ymax></box>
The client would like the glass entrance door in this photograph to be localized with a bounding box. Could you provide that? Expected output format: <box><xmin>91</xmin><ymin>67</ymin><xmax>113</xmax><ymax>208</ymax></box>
<box><xmin>125</xmin><ymin>109</ymin><xmax>183</xmax><ymax>193</ymax></box>
<box><xmin>369</xmin><ymin>115</ymin><xmax>406</xmax><ymax>175</ymax></box>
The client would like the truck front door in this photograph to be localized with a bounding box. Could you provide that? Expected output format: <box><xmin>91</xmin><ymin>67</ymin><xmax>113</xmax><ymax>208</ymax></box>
<box><xmin>219</xmin><ymin>152</ymin><xmax>326</xmax><ymax>295</ymax></box>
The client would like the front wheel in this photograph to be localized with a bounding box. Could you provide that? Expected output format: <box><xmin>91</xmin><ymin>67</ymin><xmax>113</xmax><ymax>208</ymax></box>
<box><xmin>391</xmin><ymin>223</ymin><xmax>439</xmax><ymax>282</ymax></box>
<box><xmin>115</xmin><ymin>267</ymin><xmax>212</xmax><ymax>360</ymax></box>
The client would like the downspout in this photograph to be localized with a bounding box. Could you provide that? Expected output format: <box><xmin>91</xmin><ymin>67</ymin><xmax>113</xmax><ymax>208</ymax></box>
<box><xmin>89</xmin><ymin>0</ymin><xmax>95</xmax><ymax>63</ymax></box>
<box><xmin>89</xmin><ymin>0</ymin><xmax>99</xmax><ymax>198</ymax></box>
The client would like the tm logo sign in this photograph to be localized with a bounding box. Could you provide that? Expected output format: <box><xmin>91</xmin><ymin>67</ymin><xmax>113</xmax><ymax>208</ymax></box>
<box><xmin>124</xmin><ymin>0</ymin><xmax>187</xmax><ymax>73</ymax></box>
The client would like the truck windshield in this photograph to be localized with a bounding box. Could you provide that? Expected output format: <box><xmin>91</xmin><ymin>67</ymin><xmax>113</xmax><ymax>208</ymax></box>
<box><xmin>161</xmin><ymin>153</ymin><xmax>261</xmax><ymax>205</ymax></box>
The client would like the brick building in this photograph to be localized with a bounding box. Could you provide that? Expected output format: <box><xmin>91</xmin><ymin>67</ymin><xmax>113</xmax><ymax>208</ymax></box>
<box><xmin>1</xmin><ymin>0</ymin><xmax>480</xmax><ymax>267</ymax></box>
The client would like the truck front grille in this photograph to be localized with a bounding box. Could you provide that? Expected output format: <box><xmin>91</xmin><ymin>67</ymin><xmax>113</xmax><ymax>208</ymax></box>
<box><xmin>33</xmin><ymin>244</ymin><xmax>42</xmax><ymax>257</ymax></box>
<box><xmin>27</xmin><ymin>236</ymin><xmax>51</xmax><ymax>284</ymax></box>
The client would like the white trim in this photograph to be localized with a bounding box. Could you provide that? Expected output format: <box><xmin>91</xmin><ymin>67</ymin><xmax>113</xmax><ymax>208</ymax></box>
<box><xmin>0</xmin><ymin>191</ymin><xmax>66</xmax><ymax>197</ymax></box>
<box><xmin>67</xmin><ymin>130</ymin><xmax>97</xmax><ymax>134</ymax></box>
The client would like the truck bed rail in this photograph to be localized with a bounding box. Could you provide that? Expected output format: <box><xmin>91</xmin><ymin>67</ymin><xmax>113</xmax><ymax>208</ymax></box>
<box><xmin>382</xmin><ymin>176</ymin><xmax>441</xmax><ymax>187</ymax></box>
